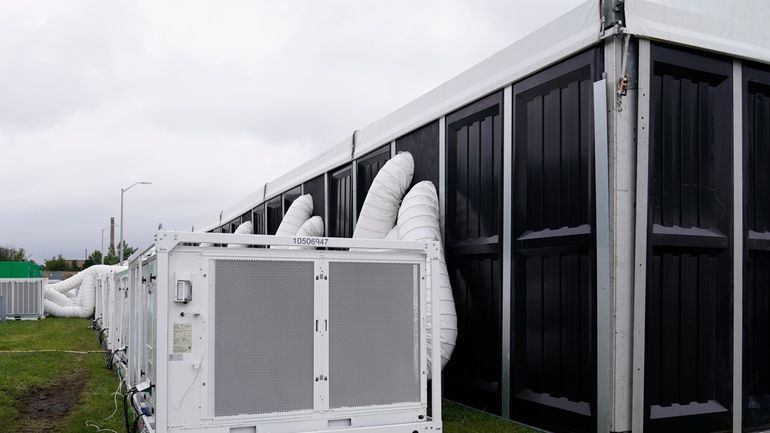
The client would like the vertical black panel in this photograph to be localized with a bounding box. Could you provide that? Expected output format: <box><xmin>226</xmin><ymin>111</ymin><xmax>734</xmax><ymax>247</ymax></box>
<box><xmin>329</xmin><ymin>165</ymin><xmax>353</xmax><ymax>238</ymax></box>
<box><xmin>444</xmin><ymin>91</ymin><xmax>503</xmax><ymax>414</ymax></box>
<box><xmin>645</xmin><ymin>44</ymin><xmax>732</xmax><ymax>432</ymax></box>
<box><xmin>252</xmin><ymin>204</ymin><xmax>266</xmax><ymax>235</ymax></box>
<box><xmin>356</xmin><ymin>144</ymin><xmax>391</xmax><ymax>216</ymax></box>
<box><xmin>229</xmin><ymin>217</ymin><xmax>241</xmax><ymax>233</ymax></box>
<box><xmin>266</xmin><ymin>197</ymin><xmax>282</xmax><ymax>235</ymax></box>
<box><xmin>282</xmin><ymin>186</ymin><xmax>301</xmax><ymax>214</ymax></box>
<box><xmin>240</xmin><ymin>211</ymin><xmax>251</xmax><ymax>224</ymax></box>
<box><xmin>511</xmin><ymin>48</ymin><xmax>601</xmax><ymax>433</ymax></box>
<box><xmin>303</xmin><ymin>174</ymin><xmax>326</xmax><ymax>221</ymax></box>
<box><xmin>396</xmin><ymin>121</ymin><xmax>440</xmax><ymax>188</ymax></box>
<box><xmin>743</xmin><ymin>63</ymin><xmax>770</xmax><ymax>431</ymax></box>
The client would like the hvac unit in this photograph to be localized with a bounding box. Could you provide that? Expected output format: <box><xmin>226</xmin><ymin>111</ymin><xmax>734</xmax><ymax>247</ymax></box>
<box><xmin>124</xmin><ymin>231</ymin><xmax>443</xmax><ymax>433</ymax></box>
<box><xmin>0</xmin><ymin>278</ymin><xmax>45</xmax><ymax>319</ymax></box>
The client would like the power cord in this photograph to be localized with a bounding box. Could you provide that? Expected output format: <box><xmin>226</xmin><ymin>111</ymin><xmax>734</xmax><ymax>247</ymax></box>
<box><xmin>123</xmin><ymin>386</ymin><xmax>137</xmax><ymax>433</ymax></box>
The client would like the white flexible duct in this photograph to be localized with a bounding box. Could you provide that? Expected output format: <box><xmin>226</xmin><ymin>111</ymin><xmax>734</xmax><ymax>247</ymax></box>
<box><xmin>353</xmin><ymin>152</ymin><xmax>414</xmax><ymax>240</ymax></box>
<box><xmin>287</xmin><ymin>216</ymin><xmax>325</xmax><ymax>250</ymax></box>
<box><xmin>227</xmin><ymin>220</ymin><xmax>253</xmax><ymax>248</ymax></box>
<box><xmin>48</xmin><ymin>272</ymin><xmax>85</xmax><ymax>294</ymax></box>
<box><xmin>276</xmin><ymin>194</ymin><xmax>313</xmax><ymax>236</ymax></box>
<box><xmin>44</xmin><ymin>265</ymin><xmax>125</xmax><ymax>318</ymax></box>
<box><xmin>397</xmin><ymin>181</ymin><xmax>457</xmax><ymax>376</ymax></box>
<box><xmin>295</xmin><ymin>216</ymin><xmax>324</xmax><ymax>237</ymax></box>
<box><xmin>44</xmin><ymin>286</ymin><xmax>75</xmax><ymax>307</ymax></box>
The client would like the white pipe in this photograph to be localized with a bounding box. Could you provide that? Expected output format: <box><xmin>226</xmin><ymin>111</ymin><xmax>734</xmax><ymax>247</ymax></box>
<box><xmin>276</xmin><ymin>194</ymin><xmax>313</xmax><ymax>236</ymax></box>
<box><xmin>44</xmin><ymin>265</ymin><xmax>125</xmax><ymax>318</ymax></box>
<box><xmin>295</xmin><ymin>216</ymin><xmax>324</xmax><ymax>237</ymax></box>
<box><xmin>397</xmin><ymin>181</ymin><xmax>457</xmax><ymax>376</ymax></box>
<box><xmin>45</xmin><ymin>286</ymin><xmax>76</xmax><ymax>307</ymax></box>
<box><xmin>227</xmin><ymin>221</ymin><xmax>253</xmax><ymax>248</ymax></box>
<box><xmin>353</xmin><ymin>152</ymin><xmax>414</xmax><ymax>240</ymax></box>
<box><xmin>48</xmin><ymin>272</ymin><xmax>85</xmax><ymax>293</ymax></box>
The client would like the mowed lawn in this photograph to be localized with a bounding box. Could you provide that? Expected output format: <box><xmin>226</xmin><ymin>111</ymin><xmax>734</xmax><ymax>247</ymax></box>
<box><xmin>0</xmin><ymin>318</ymin><xmax>124</xmax><ymax>433</ymax></box>
<box><xmin>0</xmin><ymin>317</ymin><xmax>535</xmax><ymax>433</ymax></box>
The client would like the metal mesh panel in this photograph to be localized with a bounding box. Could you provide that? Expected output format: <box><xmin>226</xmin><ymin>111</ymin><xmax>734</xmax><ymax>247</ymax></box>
<box><xmin>0</xmin><ymin>280</ymin><xmax>42</xmax><ymax>316</ymax></box>
<box><xmin>329</xmin><ymin>262</ymin><xmax>419</xmax><ymax>408</ymax></box>
<box><xmin>214</xmin><ymin>259</ymin><xmax>315</xmax><ymax>416</ymax></box>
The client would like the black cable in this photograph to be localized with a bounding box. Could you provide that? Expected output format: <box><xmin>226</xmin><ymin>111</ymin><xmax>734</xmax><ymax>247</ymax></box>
<box><xmin>123</xmin><ymin>387</ymin><xmax>137</xmax><ymax>433</ymax></box>
<box><xmin>106</xmin><ymin>350</ymin><xmax>115</xmax><ymax>369</ymax></box>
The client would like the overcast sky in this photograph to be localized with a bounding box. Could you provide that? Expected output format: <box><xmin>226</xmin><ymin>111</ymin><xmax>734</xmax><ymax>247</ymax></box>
<box><xmin>0</xmin><ymin>0</ymin><xmax>584</xmax><ymax>263</ymax></box>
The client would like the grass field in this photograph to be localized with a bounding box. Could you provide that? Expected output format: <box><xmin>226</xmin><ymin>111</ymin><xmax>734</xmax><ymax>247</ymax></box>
<box><xmin>0</xmin><ymin>317</ymin><xmax>535</xmax><ymax>433</ymax></box>
<box><xmin>0</xmin><ymin>318</ymin><xmax>124</xmax><ymax>433</ymax></box>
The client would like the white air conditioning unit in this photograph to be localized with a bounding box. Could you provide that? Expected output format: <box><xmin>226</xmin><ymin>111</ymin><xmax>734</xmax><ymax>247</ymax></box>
<box><xmin>125</xmin><ymin>230</ymin><xmax>443</xmax><ymax>433</ymax></box>
<box><xmin>0</xmin><ymin>278</ymin><xmax>45</xmax><ymax>319</ymax></box>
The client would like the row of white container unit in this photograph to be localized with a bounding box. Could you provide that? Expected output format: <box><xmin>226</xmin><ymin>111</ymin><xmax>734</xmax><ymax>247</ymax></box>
<box><xmin>94</xmin><ymin>230</ymin><xmax>444</xmax><ymax>433</ymax></box>
<box><xmin>0</xmin><ymin>278</ymin><xmax>45</xmax><ymax>320</ymax></box>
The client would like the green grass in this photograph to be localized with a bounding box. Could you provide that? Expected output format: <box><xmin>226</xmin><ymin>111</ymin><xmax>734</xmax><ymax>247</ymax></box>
<box><xmin>0</xmin><ymin>317</ymin><xmax>535</xmax><ymax>433</ymax></box>
<box><xmin>0</xmin><ymin>318</ymin><xmax>124</xmax><ymax>433</ymax></box>
<box><xmin>443</xmin><ymin>400</ymin><xmax>537</xmax><ymax>433</ymax></box>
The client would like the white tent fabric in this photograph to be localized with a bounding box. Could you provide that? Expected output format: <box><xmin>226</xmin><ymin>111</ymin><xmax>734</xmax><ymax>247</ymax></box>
<box><xmin>626</xmin><ymin>0</ymin><xmax>770</xmax><ymax>63</ymax></box>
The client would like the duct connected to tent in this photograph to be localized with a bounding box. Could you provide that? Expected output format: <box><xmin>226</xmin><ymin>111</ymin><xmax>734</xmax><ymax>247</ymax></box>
<box><xmin>44</xmin><ymin>265</ymin><xmax>125</xmax><ymax>318</ymax></box>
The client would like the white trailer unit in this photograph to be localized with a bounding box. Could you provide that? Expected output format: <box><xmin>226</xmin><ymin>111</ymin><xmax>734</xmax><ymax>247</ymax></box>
<box><xmin>106</xmin><ymin>269</ymin><xmax>131</xmax><ymax>355</ymax></box>
<box><xmin>124</xmin><ymin>231</ymin><xmax>443</xmax><ymax>433</ymax></box>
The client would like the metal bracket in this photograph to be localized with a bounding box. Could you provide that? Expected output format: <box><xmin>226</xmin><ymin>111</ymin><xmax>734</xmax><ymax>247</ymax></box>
<box><xmin>616</xmin><ymin>34</ymin><xmax>632</xmax><ymax>111</ymax></box>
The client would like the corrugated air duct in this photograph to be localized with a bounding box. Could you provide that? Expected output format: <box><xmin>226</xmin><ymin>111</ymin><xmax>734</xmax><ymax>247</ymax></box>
<box><xmin>397</xmin><ymin>181</ymin><xmax>457</xmax><ymax>376</ymax></box>
<box><xmin>44</xmin><ymin>265</ymin><xmax>126</xmax><ymax>318</ymax></box>
<box><xmin>353</xmin><ymin>152</ymin><xmax>414</xmax><ymax>240</ymax></box>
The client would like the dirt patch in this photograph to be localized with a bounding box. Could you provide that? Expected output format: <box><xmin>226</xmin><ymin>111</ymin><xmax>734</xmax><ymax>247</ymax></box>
<box><xmin>16</xmin><ymin>369</ymin><xmax>88</xmax><ymax>433</ymax></box>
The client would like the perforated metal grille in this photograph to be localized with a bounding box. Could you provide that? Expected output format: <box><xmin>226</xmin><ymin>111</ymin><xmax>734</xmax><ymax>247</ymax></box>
<box><xmin>0</xmin><ymin>280</ymin><xmax>43</xmax><ymax>316</ymax></box>
<box><xmin>328</xmin><ymin>262</ymin><xmax>419</xmax><ymax>408</ymax></box>
<box><xmin>214</xmin><ymin>260</ymin><xmax>314</xmax><ymax>416</ymax></box>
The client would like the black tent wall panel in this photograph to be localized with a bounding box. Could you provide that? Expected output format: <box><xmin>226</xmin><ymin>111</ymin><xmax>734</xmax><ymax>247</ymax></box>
<box><xmin>645</xmin><ymin>43</ymin><xmax>733</xmax><ymax>432</ymax></box>
<box><xmin>303</xmin><ymin>174</ymin><xmax>326</xmax><ymax>222</ymax></box>
<box><xmin>444</xmin><ymin>91</ymin><xmax>503</xmax><ymax>414</ymax></box>
<box><xmin>743</xmin><ymin>63</ymin><xmax>770</xmax><ymax>431</ymax></box>
<box><xmin>356</xmin><ymin>144</ymin><xmax>391</xmax><ymax>217</ymax></box>
<box><xmin>396</xmin><ymin>121</ymin><xmax>440</xmax><ymax>189</ymax></box>
<box><xmin>329</xmin><ymin>165</ymin><xmax>353</xmax><ymax>238</ymax></box>
<box><xmin>266</xmin><ymin>197</ymin><xmax>282</xmax><ymax>235</ymax></box>
<box><xmin>282</xmin><ymin>186</ymin><xmax>302</xmax><ymax>215</ymax></box>
<box><xmin>252</xmin><ymin>204</ymin><xmax>266</xmax><ymax>235</ymax></box>
<box><xmin>510</xmin><ymin>47</ymin><xmax>601</xmax><ymax>433</ymax></box>
<box><xmin>229</xmin><ymin>217</ymin><xmax>240</xmax><ymax>234</ymax></box>
<box><xmin>240</xmin><ymin>211</ymin><xmax>252</xmax><ymax>224</ymax></box>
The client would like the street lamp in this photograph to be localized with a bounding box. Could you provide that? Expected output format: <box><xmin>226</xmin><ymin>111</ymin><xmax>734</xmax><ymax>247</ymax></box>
<box><xmin>120</xmin><ymin>181</ymin><xmax>152</xmax><ymax>262</ymax></box>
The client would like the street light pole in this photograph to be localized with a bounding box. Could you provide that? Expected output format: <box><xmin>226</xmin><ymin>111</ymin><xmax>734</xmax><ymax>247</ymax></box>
<box><xmin>119</xmin><ymin>181</ymin><xmax>152</xmax><ymax>263</ymax></box>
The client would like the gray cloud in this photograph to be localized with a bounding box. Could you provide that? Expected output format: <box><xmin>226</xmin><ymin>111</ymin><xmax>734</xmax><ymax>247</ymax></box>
<box><xmin>0</xmin><ymin>0</ymin><xmax>584</xmax><ymax>263</ymax></box>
